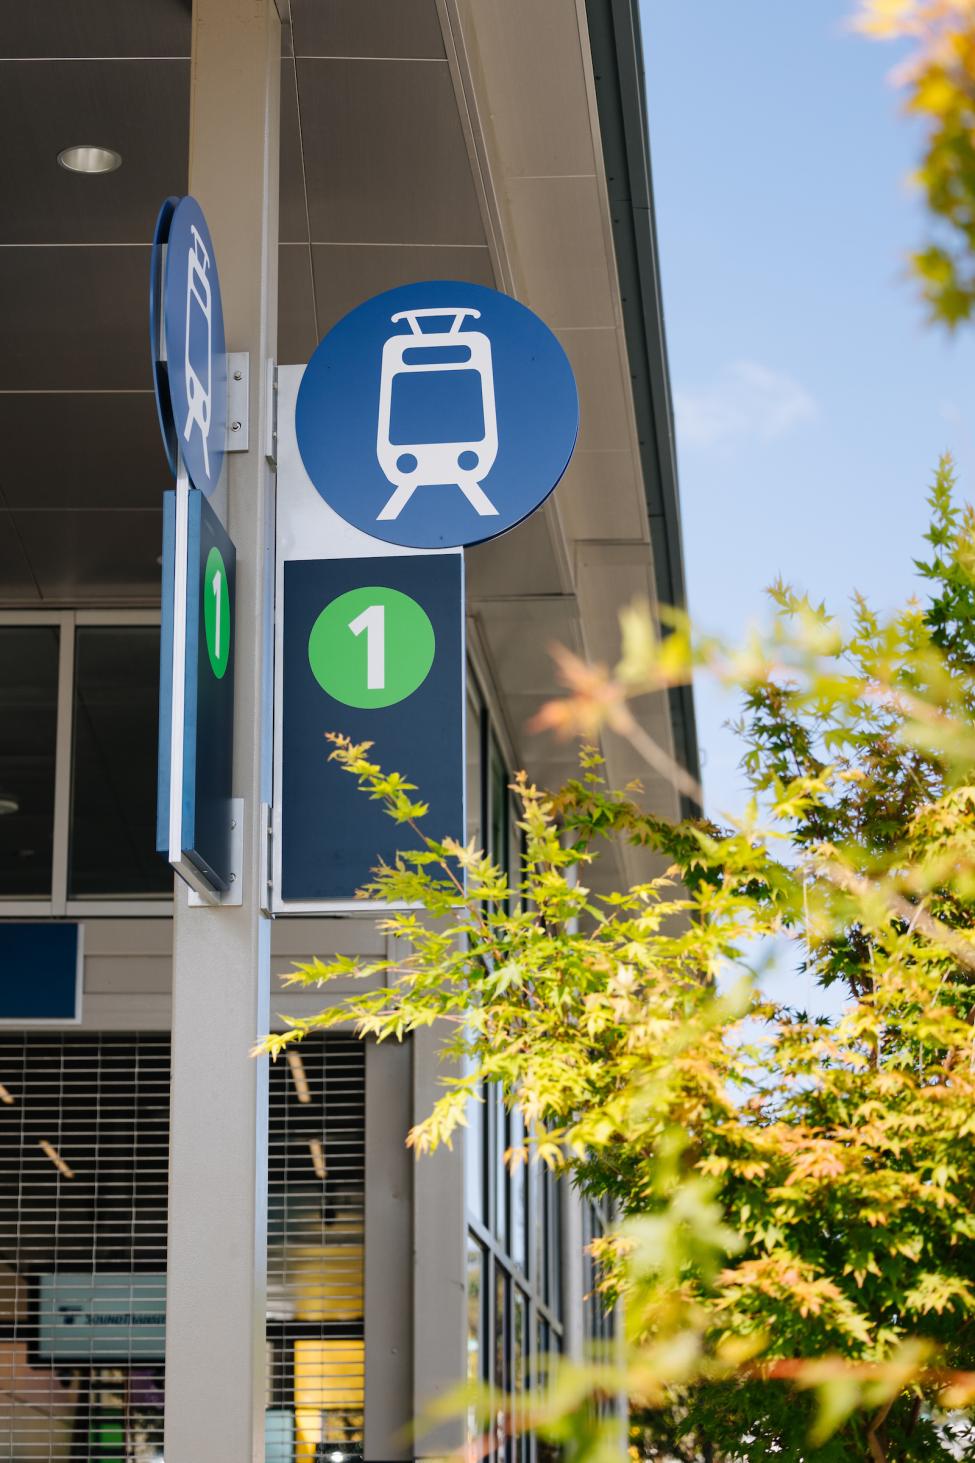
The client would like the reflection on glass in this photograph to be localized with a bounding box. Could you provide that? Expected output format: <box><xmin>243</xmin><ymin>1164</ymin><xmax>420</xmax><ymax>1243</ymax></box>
<box><xmin>540</xmin><ymin>1166</ymin><xmax>563</xmax><ymax>1317</ymax></box>
<box><xmin>294</xmin><ymin>1338</ymin><xmax>365</xmax><ymax>1463</ymax></box>
<box><xmin>69</xmin><ymin>627</ymin><xmax>171</xmax><ymax>898</ymax></box>
<box><xmin>550</xmin><ymin>1174</ymin><xmax>563</xmax><ymax>1322</ymax></box>
<box><xmin>466</xmin><ymin>1237</ymin><xmax>485</xmax><ymax>1447</ymax></box>
<box><xmin>513</xmin><ymin>1288</ymin><xmax>528</xmax><ymax>1463</ymax></box>
<box><xmin>494</xmin><ymin>1087</ymin><xmax>508</xmax><ymax>1250</ymax></box>
<box><xmin>0</xmin><ymin>626</ymin><xmax>59</xmax><ymax>898</ymax></box>
<box><xmin>465</xmin><ymin>1079</ymin><xmax>485</xmax><ymax>1224</ymax></box>
<box><xmin>510</xmin><ymin>1108</ymin><xmax>527</xmax><ymax>1274</ymax></box>
<box><xmin>532</xmin><ymin>1160</ymin><xmax>545</xmax><ymax>1296</ymax></box>
<box><xmin>495</xmin><ymin>1266</ymin><xmax>508</xmax><ymax>1462</ymax></box>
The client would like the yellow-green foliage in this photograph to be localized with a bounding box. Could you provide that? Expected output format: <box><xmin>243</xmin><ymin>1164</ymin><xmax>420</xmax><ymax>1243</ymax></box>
<box><xmin>261</xmin><ymin>459</ymin><xmax>975</xmax><ymax>1461</ymax></box>
<box><xmin>858</xmin><ymin>0</ymin><xmax>975</xmax><ymax>325</ymax></box>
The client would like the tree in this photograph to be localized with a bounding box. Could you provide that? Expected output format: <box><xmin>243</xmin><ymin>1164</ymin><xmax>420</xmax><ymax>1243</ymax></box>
<box><xmin>856</xmin><ymin>0</ymin><xmax>975</xmax><ymax>326</ymax></box>
<box><xmin>261</xmin><ymin>459</ymin><xmax>975</xmax><ymax>1460</ymax></box>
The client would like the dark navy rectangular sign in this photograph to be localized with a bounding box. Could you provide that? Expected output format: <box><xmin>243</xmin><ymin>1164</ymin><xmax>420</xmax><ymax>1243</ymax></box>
<box><xmin>157</xmin><ymin>488</ymin><xmax>236</xmax><ymax>892</ymax></box>
<box><xmin>0</xmin><ymin>924</ymin><xmax>81</xmax><ymax>1022</ymax></box>
<box><xmin>281</xmin><ymin>554</ymin><xmax>464</xmax><ymax>902</ymax></box>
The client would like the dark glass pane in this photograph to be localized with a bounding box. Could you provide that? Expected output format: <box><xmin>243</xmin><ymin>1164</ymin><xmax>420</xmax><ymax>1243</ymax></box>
<box><xmin>466</xmin><ymin>691</ymin><xmax>483</xmax><ymax>848</ymax></box>
<box><xmin>68</xmin><ymin>627</ymin><xmax>171</xmax><ymax>898</ymax></box>
<box><xmin>489</xmin><ymin>736</ymin><xmax>508</xmax><ymax>870</ymax></box>
<box><xmin>494</xmin><ymin>1086</ymin><xmax>508</xmax><ymax>1249</ymax></box>
<box><xmin>494</xmin><ymin>1266</ymin><xmax>509</xmax><ymax>1462</ymax></box>
<box><xmin>0</xmin><ymin>626</ymin><xmax>59</xmax><ymax>897</ymax></box>
<box><xmin>513</xmin><ymin>1288</ymin><xmax>529</xmax><ymax>1463</ymax></box>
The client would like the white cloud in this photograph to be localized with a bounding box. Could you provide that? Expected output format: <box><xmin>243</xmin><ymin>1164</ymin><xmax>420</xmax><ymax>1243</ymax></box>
<box><xmin>674</xmin><ymin>360</ymin><xmax>818</xmax><ymax>452</ymax></box>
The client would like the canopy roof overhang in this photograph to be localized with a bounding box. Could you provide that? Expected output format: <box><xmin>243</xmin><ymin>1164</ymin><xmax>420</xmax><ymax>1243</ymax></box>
<box><xmin>0</xmin><ymin>0</ymin><xmax>698</xmax><ymax>882</ymax></box>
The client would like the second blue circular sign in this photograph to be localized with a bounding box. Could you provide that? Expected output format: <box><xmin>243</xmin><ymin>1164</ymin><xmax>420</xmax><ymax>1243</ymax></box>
<box><xmin>295</xmin><ymin>280</ymin><xmax>579</xmax><ymax>550</ymax></box>
<box><xmin>157</xmin><ymin>196</ymin><xmax>227</xmax><ymax>497</ymax></box>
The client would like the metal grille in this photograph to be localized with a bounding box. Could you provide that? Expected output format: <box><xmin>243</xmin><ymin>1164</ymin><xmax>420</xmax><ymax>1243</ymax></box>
<box><xmin>267</xmin><ymin>1035</ymin><xmax>364</xmax><ymax>1463</ymax></box>
<box><xmin>0</xmin><ymin>1031</ymin><xmax>170</xmax><ymax>1463</ymax></box>
<box><xmin>0</xmin><ymin>1030</ymin><xmax>366</xmax><ymax>1463</ymax></box>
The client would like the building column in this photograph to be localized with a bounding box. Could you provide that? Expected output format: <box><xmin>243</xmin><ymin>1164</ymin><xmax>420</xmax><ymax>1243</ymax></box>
<box><xmin>164</xmin><ymin>3</ymin><xmax>280</xmax><ymax>1461</ymax></box>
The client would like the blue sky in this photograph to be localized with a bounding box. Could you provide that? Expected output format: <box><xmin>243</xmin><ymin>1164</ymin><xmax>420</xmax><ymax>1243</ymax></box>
<box><xmin>641</xmin><ymin>0</ymin><xmax>975</xmax><ymax>822</ymax></box>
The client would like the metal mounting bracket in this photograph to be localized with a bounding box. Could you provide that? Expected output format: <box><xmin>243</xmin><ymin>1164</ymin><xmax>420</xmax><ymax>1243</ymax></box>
<box><xmin>188</xmin><ymin>798</ymin><xmax>244</xmax><ymax>907</ymax></box>
<box><xmin>260</xmin><ymin>802</ymin><xmax>274</xmax><ymax>918</ymax></box>
<box><xmin>265</xmin><ymin>360</ymin><xmax>278</xmax><ymax>466</ymax></box>
<box><xmin>226</xmin><ymin>352</ymin><xmax>249</xmax><ymax>452</ymax></box>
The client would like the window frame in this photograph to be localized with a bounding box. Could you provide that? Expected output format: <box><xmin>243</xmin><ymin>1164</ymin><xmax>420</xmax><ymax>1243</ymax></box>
<box><xmin>0</xmin><ymin>609</ymin><xmax>171</xmax><ymax>919</ymax></box>
<box><xmin>463</xmin><ymin>651</ymin><xmax>565</xmax><ymax>1461</ymax></box>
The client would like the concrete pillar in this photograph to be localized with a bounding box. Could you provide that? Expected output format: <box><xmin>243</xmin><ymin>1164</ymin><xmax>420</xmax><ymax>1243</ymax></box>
<box><xmin>164</xmin><ymin>3</ymin><xmax>280</xmax><ymax>1460</ymax></box>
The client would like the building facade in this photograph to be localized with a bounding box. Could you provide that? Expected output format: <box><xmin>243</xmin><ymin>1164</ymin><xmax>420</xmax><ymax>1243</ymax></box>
<box><xmin>0</xmin><ymin>2</ymin><xmax>696</xmax><ymax>1459</ymax></box>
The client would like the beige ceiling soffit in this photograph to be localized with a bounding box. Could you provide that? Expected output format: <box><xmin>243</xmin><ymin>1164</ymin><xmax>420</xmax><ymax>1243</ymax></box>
<box><xmin>574</xmin><ymin>0</ymin><xmax>624</xmax><ymax>333</ymax></box>
<box><xmin>435</xmin><ymin>0</ymin><xmax>513</xmax><ymax>293</ymax></box>
<box><xmin>571</xmin><ymin>0</ymin><xmax>649</xmax><ymax>503</ymax></box>
<box><xmin>540</xmin><ymin>495</ymin><xmax>575</xmax><ymax>597</ymax></box>
<box><xmin>435</xmin><ymin>0</ymin><xmax>575</xmax><ymax>605</ymax></box>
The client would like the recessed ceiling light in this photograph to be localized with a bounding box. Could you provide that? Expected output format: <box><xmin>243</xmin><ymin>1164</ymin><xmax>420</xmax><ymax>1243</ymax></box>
<box><xmin>0</xmin><ymin>796</ymin><xmax>19</xmax><ymax>816</ymax></box>
<box><xmin>57</xmin><ymin>145</ymin><xmax>122</xmax><ymax>175</ymax></box>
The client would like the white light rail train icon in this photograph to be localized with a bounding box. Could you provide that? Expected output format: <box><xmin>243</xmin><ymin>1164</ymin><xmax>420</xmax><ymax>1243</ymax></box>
<box><xmin>376</xmin><ymin>306</ymin><xmax>499</xmax><ymax>521</ymax></box>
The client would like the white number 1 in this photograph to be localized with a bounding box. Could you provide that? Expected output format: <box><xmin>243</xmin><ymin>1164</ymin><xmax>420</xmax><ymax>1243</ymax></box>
<box><xmin>349</xmin><ymin>603</ymin><xmax>385</xmax><ymax>689</ymax></box>
<box><xmin>211</xmin><ymin>569</ymin><xmax>222</xmax><ymax>661</ymax></box>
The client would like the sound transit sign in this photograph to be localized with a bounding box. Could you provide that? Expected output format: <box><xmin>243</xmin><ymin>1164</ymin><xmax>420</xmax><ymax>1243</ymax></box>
<box><xmin>149</xmin><ymin>195</ymin><xmax>227</xmax><ymax>497</ymax></box>
<box><xmin>151</xmin><ymin>194</ymin><xmax>239</xmax><ymax>903</ymax></box>
<box><xmin>157</xmin><ymin>488</ymin><xmax>237</xmax><ymax>898</ymax></box>
<box><xmin>294</xmin><ymin>279</ymin><xmax>579</xmax><ymax>550</ymax></box>
<box><xmin>280</xmin><ymin>553</ymin><xmax>464</xmax><ymax>903</ymax></box>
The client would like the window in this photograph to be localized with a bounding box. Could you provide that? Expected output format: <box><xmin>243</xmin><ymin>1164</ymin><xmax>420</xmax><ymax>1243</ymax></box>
<box><xmin>582</xmin><ymin>1199</ymin><xmax>615</xmax><ymax>1351</ymax></box>
<box><xmin>267</xmin><ymin>1036</ymin><xmax>365</xmax><ymax>1461</ymax></box>
<box><xmin>69</xmin><ymin>627</ymin><xmax>170</xmax><ymax>900</ymax></box>
<box><xmin>0</xmin><ymin>626</ymin><xmax>60</xmax><ymax>898</ymax></box>
<box><xmin>0</xmin><ymin>614</ymin><xmax>168</xmax><ymax>913</ymax></box>
<box><xmin>466</xmin><ymin>684</ymin><xmax>484</xmax><ymax>850</ymax></box>
<box><xmin>464</xmin><ymin>677</ymin><xmax>564</xmax><ymax>1462</ymax></box>
<box><xmin>0</xmin><ymin>1032</ymin><xmax>363</xmax><ymax>1463</ymax></box>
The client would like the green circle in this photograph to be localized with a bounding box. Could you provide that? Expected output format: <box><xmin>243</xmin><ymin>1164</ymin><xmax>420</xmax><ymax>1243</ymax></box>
<box><xmin>203</xmin><ymin>545</ymin><xmax>230</xmax><ymax>679</ymax></box>
<box><xmin>308</xmin><ymin>586</ymin><xmax>435</xmax><ymax>709</ymax></box>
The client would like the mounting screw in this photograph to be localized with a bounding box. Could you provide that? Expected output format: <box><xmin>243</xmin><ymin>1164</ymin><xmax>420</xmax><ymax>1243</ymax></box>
<box><xmin>233</xmin><ymin>369</ymin><xmax>242</xmax><ymax>381</ymax></box>
<box><xmin>230</xmin><ymin>819</ymin><xmax>237</xmax><ymax>830</ymax></box>
<box><xmin>229</xmin><ymin>872</ymin><xmax>236</xmax><ymax>883</ymax></box>
<box><xmin>231</xmin><ymin>420</ymin><xmax>241</xmax><ymax>432</ymax></box>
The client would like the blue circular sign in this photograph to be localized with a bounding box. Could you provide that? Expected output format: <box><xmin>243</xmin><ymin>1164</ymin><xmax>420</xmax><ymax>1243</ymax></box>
<box><xmin>295</xmin><ymin>280</ymin><xmax>579</xmax><ymax>549</ymax></box>
<box><xmin>151</xmin><ymin>196</ymin><xmax>227</xmax><ymax>496</ymax></box>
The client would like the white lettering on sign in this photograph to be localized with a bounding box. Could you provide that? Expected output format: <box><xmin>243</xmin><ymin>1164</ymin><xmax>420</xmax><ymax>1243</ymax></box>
<box><xmin>349</xmin><ymin>604</ymin><xmax>385</xmax><ymax>690</ymax></box>
<box><xmin>212</xmin><ymin>567</ymin><xmax>222</xmax><ymax>663</ymax></box>
<box><xmin>183</xmin><ymin>223</ymin><xmax>213</xmax><ymax>478</ymax></box>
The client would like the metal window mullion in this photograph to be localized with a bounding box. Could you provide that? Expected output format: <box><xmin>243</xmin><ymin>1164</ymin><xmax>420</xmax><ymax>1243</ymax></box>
<box><xmin>49</xmin><ymin>612</ymin><xmax>76</xmax><ymax>915</ymax></box>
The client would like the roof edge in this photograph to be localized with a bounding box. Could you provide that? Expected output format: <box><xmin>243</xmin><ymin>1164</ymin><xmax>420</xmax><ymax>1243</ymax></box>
<box><xmin>585</xmin><ymin>0</ymin><xmax>702</xmax><ymax>814</ymax></box>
